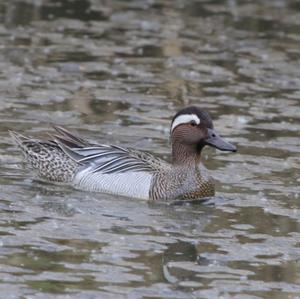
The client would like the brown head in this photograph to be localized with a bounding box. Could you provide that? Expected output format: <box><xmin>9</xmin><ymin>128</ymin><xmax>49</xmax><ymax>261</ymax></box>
<box><xmin>170</xmin><ymin>106</ymin><xmax>236</xmax><ymax>165</ymax></box>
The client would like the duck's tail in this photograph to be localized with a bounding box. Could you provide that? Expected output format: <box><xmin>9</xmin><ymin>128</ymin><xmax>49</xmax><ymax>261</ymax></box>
<box><xmin>9</xmin><ymin>130</ymin><xmax>78</xmax><ymax>183</ymax></box>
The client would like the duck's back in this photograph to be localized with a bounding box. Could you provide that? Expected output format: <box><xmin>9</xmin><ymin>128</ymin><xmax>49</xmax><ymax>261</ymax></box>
<box><xmin>11</xmin><ymin>126</ymin><xmax>173</xmax><ymax>199</ymax></box>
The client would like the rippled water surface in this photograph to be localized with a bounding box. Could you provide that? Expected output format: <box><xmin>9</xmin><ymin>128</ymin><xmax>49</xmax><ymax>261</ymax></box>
<box><xmin>0</xmin><ymin>0</ymin><xmax>299</xmax><ymax>298</ymax></box>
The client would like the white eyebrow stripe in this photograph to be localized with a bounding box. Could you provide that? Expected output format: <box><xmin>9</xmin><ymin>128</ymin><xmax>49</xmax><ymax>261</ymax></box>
<box><xmin>171</xmin><ymin>114</ymin><xmax>201</xmax><ymax>132</ymax></box>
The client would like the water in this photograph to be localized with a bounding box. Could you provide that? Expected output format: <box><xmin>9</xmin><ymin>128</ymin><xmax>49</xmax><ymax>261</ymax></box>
<box><xmin>0</xmin><ymin>0</ymin><xmax>299</xmax><ymax>298</ymax></box>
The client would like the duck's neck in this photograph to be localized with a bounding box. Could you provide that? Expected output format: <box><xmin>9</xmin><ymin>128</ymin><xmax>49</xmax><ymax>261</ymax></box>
<box><xmin>171</xmin><ymin>139</ymin><xmax>202</xmax><ymax>167</ymax></box>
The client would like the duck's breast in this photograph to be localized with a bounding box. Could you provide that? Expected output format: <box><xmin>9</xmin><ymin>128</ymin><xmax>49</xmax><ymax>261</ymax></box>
<box><xmin>72</xmin><ymin>167</ymin><xmax>152</xmax><ymax>200</ymax></box>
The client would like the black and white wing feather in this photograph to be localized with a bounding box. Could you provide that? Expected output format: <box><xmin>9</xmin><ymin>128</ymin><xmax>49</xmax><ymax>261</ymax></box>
<box><xmin>52</xmin><ymin>126</ymin><xmax>170</xmax><ymax>174</ymax></box>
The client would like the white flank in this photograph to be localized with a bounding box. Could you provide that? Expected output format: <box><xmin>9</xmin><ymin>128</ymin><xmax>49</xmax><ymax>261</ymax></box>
<box><xmin>171</xmin><ymin>114</ymin><xmax>200</xmax><ymax>132</ymax></box>
<box><xmin>73</xmin><ymin>167</ymin><xmax>152</xmax><ymax>200</ymax></box>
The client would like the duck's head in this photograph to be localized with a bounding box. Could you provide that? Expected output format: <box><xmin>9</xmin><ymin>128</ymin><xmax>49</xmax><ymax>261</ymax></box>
<box><xmin>170</xmin><ymin>106</ymin><xmax>236</xmax><ymax>156</ymax></box>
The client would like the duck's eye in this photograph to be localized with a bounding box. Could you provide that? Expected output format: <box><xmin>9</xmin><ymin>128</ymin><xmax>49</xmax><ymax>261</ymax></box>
<box><xmin>190</xmin><ymin>121</ymin><xmax>197</xmax><ymax>127</ymax></box>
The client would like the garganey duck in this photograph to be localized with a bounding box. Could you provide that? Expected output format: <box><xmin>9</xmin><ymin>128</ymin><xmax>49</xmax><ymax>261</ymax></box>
<box><xmin>10</xmin><ymin>106</ymin><xmax>236</xmax><ymax>200</ymax></box>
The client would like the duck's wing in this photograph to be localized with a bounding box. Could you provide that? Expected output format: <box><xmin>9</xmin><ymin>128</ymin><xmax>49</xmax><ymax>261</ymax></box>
<box><xmin>51</xmin><ymin>125</ymin><xmax>92</xmax><ymax>148</ymax></box>
<box><xmin>52</xmin><ymin>126</ymin><xmax>170</xmax><ymax>174</ymax></box>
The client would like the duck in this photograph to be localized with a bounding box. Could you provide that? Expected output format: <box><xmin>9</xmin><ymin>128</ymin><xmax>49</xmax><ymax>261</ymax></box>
<box><xmin>10</xmin><ymin>106</ymin><xmax>236</xmax><ymax>200</ymax></box>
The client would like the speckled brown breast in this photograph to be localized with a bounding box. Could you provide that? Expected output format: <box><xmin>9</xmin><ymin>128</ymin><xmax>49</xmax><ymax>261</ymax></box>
<box><xmin>181</xmin><ymin>179</ymin><xmax>215</xmax><ymax>200</ymax></box>
<box><xmin>149</xmin><ymin>165</ymin><xmax>214</xmax><ymax>200</ymax></box>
